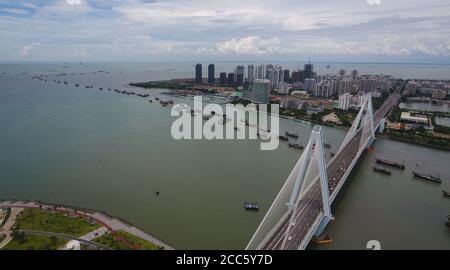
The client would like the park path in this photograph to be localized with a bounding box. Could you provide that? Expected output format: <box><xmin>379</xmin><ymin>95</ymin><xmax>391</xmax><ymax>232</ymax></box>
<box><xmin>0</xmin><ymin>208</ymin><xmax>24</xmax><ymax>249</ymax></box>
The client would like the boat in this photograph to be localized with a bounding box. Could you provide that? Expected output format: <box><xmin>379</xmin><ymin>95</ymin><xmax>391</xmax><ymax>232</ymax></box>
<box><xmin>278</xmin><ymin>135</ymin><xmax>289</xmax><ymax>141</ymax></box>
<box><xmin>155</xmin><ymin>97</ymin><xmax>160</xmax><ymax>101</ymax></box>
<box><xmin>75</xmin><ymin>84</ymin><xmax>79</xmax><ymax>87</ymax></box>
<box><xmin>373</xmin><ymin>166</ymin><xmax>391</xmax><ymax>175</ymax></box>
<box><xmin>244</xmin><ymin>202</ymin><xmax>259</xmax><ymax>211</ymax></box>
<box><xmin>312</xmin><ymin>232</ymin><xmax>332</xmax><ymax>244</ymax></box>
<box><xmin>413</xmin><ymin>171</ymin><xmax>441</xmax><ymax>183</ymax></box>
<box><xmin>288</xmin><ymin>143</ymin><xmax>304</xmax><ymax>150</ymax></box>
<box><xmin>168</xmin><ymin>100</ymin><xmax>174</xmax><ymax>104</ymax></box>
<box><xmin>330</xmin><ymin>152</ymin><xmax>335</xmax><ymax>157</ymax></box>
<box><xmin>446</xmin><ymin>221</ymin><xmax>450</xmax><ymax>227</ymax></box>
<box><xmin>442</xmin><ymin>190</ymin><xmax>450</xmax><ymax>197</ymax></box>
<box><xmin>202</xmin><ymin>115</ymin><xmax>211</xmax><ymax>120</ymax></box>
<box><xmin>148</xmin><ymin>100</ymin><xmax>153</xmax><ymax>103</ymax></box>
<box><xmin>324</xmin><ymin>143</ymin><xmax>332</xmax><ymax>148</ymax></box>
<box><xmin>375</xmin><ymin>158</ymin><xmax>405</xmax><ymax>169</ymax></box>
<box><xmin>285</xmin><ymin>131</ymin><xmax>299</xmax><ymax>138</ymax></box>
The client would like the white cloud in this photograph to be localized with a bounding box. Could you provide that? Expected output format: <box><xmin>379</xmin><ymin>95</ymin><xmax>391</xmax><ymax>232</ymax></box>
<box><xmin>66</xmin><ymin>0</ymin><xmax>83</xmax><ymax>5</ymax></box>
<box><xmin>19</xmin><ymin>42</ymin><xmax>41</xmax><ymax>56</ymax></box>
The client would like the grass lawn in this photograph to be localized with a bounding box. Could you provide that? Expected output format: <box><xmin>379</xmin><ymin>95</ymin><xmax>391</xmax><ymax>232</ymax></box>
<box><xmin>95</xmin><ymin>230</ymin><xmax>160</xmax><ymax>250</ymax></box>
<box><xmin>3</xmin><ymin>235</ymin><xmax>65</xmax><ymax>250</ymax></box>
<box><xmin>14</xmin><ymin>208</ymin><xmax>100</xmax><ymax>236</ymax></box>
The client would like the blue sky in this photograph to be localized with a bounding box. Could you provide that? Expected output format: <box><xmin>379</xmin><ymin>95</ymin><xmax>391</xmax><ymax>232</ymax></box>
<box><xmin>1</xmin><ymin>0</ymin><xmax>450</xmax><ymax>62</ymax></box>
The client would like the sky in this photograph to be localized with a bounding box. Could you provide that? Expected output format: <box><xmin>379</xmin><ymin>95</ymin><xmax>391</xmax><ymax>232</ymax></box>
<box><xmin>0</xmin><ymin>0</ymin><xmax>450</xmax><ymax>63</ymax></box>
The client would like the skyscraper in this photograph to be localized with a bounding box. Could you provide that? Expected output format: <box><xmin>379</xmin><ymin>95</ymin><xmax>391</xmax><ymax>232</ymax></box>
<box><xmin>303</xmin><ymin>62</ymin><xmax>314</xmax><ymax>81</ymax></box>
<box><xmin>235</xmin><ymin>65</ymin><xmax>245</xmax><ymax>87</ymax></box>
<box><xmin>283</xmin><ymin>69</ymin><xmax>290</xmax><ymax>83</ymax></box>
<box><xmin>247</xmin><ymin>64</ymin><xmax>255</xmax><ymax>83</ymax></box>
<box><xmin>208</xmin><ymin>64</ymin><xmax>215</xmax><ymax>84</ymax></box>
<box><xmin>227</xmin><ymin>73</ymin><xmax>235</xmax><ymax>87</ymax></box>
<box><xmin>195</xmin><ymin>63</ymin><xmax>202</xmax><ymax>83</ymax></box>
<box><xmin>291</xmin><ymin>70</ymin><xmax>303</xmax><ymax>83</ymax></box>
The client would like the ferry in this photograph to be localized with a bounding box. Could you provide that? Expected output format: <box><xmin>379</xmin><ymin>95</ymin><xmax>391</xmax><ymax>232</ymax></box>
<box><xmin>412</xmin><ymin>171</ymin><xmax>441</xmax><ymax>183</ymax></box>
<box><xmin>375</xmin><ymin>158</ymin><xmax>405</xmax><ymax>169</ymax></box>
<box><xmin>244</xmin><ymin>202</ymin><xmax>259</xmax><ymax>211</ymax></box>
<box><xmin>285</xmin><ymin>131</ymin><xmax>299</xmax><ymax>138</ymax></box>
<box><xmin>373</xmin><ymin>166</ymin><xmax>391</xmax><ymax>175</ymax></box>
<box><xmin>442</xmin><ymin>190</ymin><xmax>450</xmax><ymax>197</ymax></box>
<box><xmin>288</xmin><ymin>143</ymin><xmax>304</xmax><ymax>150</ymax></box>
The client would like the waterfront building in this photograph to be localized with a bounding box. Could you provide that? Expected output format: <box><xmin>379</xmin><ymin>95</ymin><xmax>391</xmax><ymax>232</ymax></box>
<box><xmin>235</xmin><ymin>65</ymin><xmax>245</xmax><ymax>86</ymax></box>
<box><xmin>208</xmin><ymin>64</ymin><xmax>215</xmax><ymax>84</ymax></box>
<box><xmin>278</xmin><ymin>82</ymin><xmax>289</xmax><ymax>95</ymax></box>
<box><xmin>250</xmin><ymin>79</ymin><xmax>271</xmax><ymax>104</ymax></box>
<box><xmin>339</xmin><ymin>93</ymin><xmax>352</xmax><ymax>110</ymax></box>
<box><xmin>227</xmin><ymin>73</ymin><xmax>235</xmax><ymax>87</ymax></box>
<box><xmin>195</xmin><ymin>63</ymin><xmax>202</xmax><ymax>83</ymax></box>
<box><xmin>400</xmin><ymin>112</ymin><xmax>429</xmax><ymax>125</ymax></box>
<box><xmin>219</xmin><ymin>72</ymin><xmax>227</xmax><ymax>85</ymax></box>
<box><xmin>432</xmin><ymin>89</ymin><xmax>447</xmax><ymax>100</ymax></box>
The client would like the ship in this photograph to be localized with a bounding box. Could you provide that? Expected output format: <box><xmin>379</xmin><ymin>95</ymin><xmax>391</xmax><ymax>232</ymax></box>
<box><xmin>373</xmin><ymin>166</ymin><xmax>391</xmax><ymax>175</ymax></box>
<box><xmin>278</xmin><ymin>135</ymin><xmax>289</xmax><ymax>141</ymax></box>
<box><xmin>412</xmin><ymin>171</ymin><xmax>441</xmax><ymax>183</ymax></box>
<box><xmin>244</xmin><ymin>202</ymin><xmax>259</xmax><ymax>211</ymax></box>
<box><xmin>312</xmin><ymin>232</ymin><xmax>332</xmax><ymax>244</ymax></box>
<box><xmin>288</xmin><ymin>143</ymin><xmax>304</xmax><ymax>150</ymax></box>
<box><xmin>324</xmin><ymin>143</ymin><xmax>332</xmax><ymax>148</ymax></box>
<box><xmin>375</xmin><ymin>158</ymin><xmax>405</xmax><ymax>169</ymax></box>
<box><xmin>285</xmin><ymin>131</ymin><xmax>299</xmax><ymax>138</ymax></box>
<box><xmin>442</xmin><ymin>190</ymin><xmax>450</xmax><ymax>197</ymax></box>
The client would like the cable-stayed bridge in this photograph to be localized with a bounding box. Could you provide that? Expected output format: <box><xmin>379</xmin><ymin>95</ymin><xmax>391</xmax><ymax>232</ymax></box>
<box><xmin>246</xmin><ymin>92</ymin><xmax>399</xmax><ymax>250</ymax></box>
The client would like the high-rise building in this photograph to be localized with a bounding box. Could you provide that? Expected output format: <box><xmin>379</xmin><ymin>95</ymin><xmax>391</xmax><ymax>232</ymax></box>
<box><xmin>247</xmin><ymin>64</ymin><xmax>255</xmax><ymax>83</ymax></box>
<box><xmin>291</xmin><ymin>70</ymin><xmax>303</xmax><ymax>83</ymax></box>
<box><xmin>250</xmin><ymin>79</ymin><xmax>271</xmax><ymax>104</ymax></box>
<box><xmin>208</xmin><ymin>64</ymin><xmax>215</xmax><ymax>84</ymax></box>
<box><xmin>227</xmin><ymin>73</ymin><xmax>235</xmax><ymax>87</ymax></box>
<box><xmin>304</xmin><ymin>78</ymin><xmax>316</xmax><ymax>92</ymax></box>
<box><xmin>283</xmin><ymin>69</ymin><xmax>290</xmax><ymax>83</ymax></box>
<box><xmin>351</xmin><ymin>70</ymin><xmax>359</xmax><ymax>80</ymax></box>
<box><xmin>405</xmin><ymin>81</ymin><xmax>419</xmax><ymax>95</ymax></box>
<box><xmin>195</xmin><ymin>63</ymin><xmax>202</xmax><ymax>83</ymax></box>
<box><xmin>255</xmin><ymin>64</ymin><xmax>265</xmax><ymax>80</ymax></box>
<box><xmin>278</xmin><ymin>82</ymin><xmax>289</xmax><ymax>95</ymax></box>
<box><xmin>235</xmin><ymin>65</ymin><xmax>245</xmax><ymax>86</ymax></box>
<box><xmin>432</xmin><ymin>89</ymin><xmax>447</xmax><ymax>100</ymax></box>
<box><xmin>339</xmin><ymin>93</ymin><xmax>352</xmax><ymax>110</ymax></box>
<box><xmin>339</xmin><ymin>69</ymin><xmax>346</xmax><ymax>77</ymax></box>
<box><xmin>303</xmin><ymin>62</ymin><xmax>314</xmax><ymax>81</ymax></box>
<box><xmin>219</xmin><ymin>72</ymin><xmax>227</xmax><ymax>85</ymax></box>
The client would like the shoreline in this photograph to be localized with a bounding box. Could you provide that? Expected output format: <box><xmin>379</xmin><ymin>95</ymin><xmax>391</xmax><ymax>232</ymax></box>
<box><xmin>0</xmin><ymin>199</ymin><xmax>175</xmax><ymax>250</ymax></box>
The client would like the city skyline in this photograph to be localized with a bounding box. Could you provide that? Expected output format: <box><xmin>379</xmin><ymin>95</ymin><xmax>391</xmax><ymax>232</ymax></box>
<box><xmin>0</xmin><ymin>0</ymin><xmax>449</xmax><ymax>63</ymax></box>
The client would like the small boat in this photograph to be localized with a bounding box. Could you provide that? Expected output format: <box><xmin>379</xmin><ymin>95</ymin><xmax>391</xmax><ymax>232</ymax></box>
<box><xmin>148</xmin><ymin>100</ymin><xmax>153</xmax><ymax>103</ymax></box>
<box><xmin>288</xmin><ymin>143</ymin><xmax>304</xmax><ymax>150</ymax></box>
<box><xmin>324</xmin><ymin>143</ymin><xmax>331</xmax><ymax>148</ymax></box>
<box><xmin>156</xmin><ymin>191</ymin><xmax>160</xmax><ymax>196</ymax></box>
<box><xmin>446</xmin><ymin>221</ymin><xmax>450</xmax><ymax>227</ymax></box>
<box><xmin>330</xmin><ymin>152</ymin><xmax>335</xmax><ymax>157</ymax></box>
<box><xmin>373</xmin><ymin>166</ymin><xmax>391</xmax><ymax>175</ymax></box>
<box><xmin>375</xmin><ymin>158</ymin><xmax>405</xmax><ymax>169</ymax></box>
<box><xmin>412</xmin><ymin>171</ymin><xmax>441</xmax><ymax>183</ymax></box>
<box><xmin>285</xmin><ymin>131</ymin><xmax>299</xmax><ymax>138</ymax></box>
<box><xmin>244</xmin><ymin>202</ymin><xmax>259</xmax><ymax>211</ymax></box>
<box><xmin>202</xmin><ymin>115</ymin><xmax>211</xmax><ymax>120</ymax></box>
<box><xmin>312</xmin><ymin>232</ymin><xmax>332</xmax><ymax>244</ymax></box>
<box><xmin>168</xmin><ymin>100</ymin><xmax>174</xmax><ymax>104</ymax></box>
<box><xmin>75</xmin><ymin>84</ymin><xmax>79</xmax><ymax>87</ymax></box>
<box><xmin>278</xmin><ymin>135</ymin><xmax>289</xmax><ymax>141</ymax></box>
<box><xmin>155</xmin><ymin>97</ymin><xmax>160</xmax><ymax>101</ymax></box>
<box><xmin>442</xmin><ymin>190</ymin><xmax>450</xmax><ymax>197</ymax></box>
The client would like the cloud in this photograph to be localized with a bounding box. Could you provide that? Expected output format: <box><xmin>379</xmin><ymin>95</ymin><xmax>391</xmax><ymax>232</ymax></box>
<box><xmin>2</xmin><ymin>8</ymin><xmax>29</xmax><ymax>15</ymax></box>
<box><xmin>66</xmin><ymin>0</ymin><xmax>83</xmax><ymax>5</ymax></box>
<box><xmin>19</xmin><ymin>42</ymin><xmax>41</xmax><ymax>56</ymax></box>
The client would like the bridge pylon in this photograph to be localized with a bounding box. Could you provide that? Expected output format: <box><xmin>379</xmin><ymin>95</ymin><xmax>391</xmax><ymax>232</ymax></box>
<box><xmin>339</xmin><ymin>93</ymin><xmax>375</xmax><ymax>152</ymax></box>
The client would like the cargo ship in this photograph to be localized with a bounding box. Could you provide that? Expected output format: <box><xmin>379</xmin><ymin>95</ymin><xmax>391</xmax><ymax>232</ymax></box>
<box><xmin>288</xmin><ymin>143</ymin><xmax>304</xmax><ymax>150</ymax></box>
<box><xmin>285</xmin><ymin>131</ymin><xmax>299</xmax><ymax>138</ymax></box>
<box><xmin>373</xmin><ymin>166</ymin><xmax>391</xmax><ymax>175</ymax></box>
<box><xmin>375</xmin><ymin>158</ymin><xmax>405</xmax><ymax>169</ymax></box>
<box><xmin>413</xmin><ymin>171</ymin><xmax>441</xmax><ymax>183</ymax></box>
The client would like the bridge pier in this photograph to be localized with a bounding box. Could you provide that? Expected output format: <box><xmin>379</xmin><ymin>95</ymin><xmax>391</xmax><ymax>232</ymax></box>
<box><xmin>378</xmin><ymin>118</ymin><xmax>386</xmax><ymax>134</ymax></box>
<box><xmin>313</xmin><ymin>215</ymin><xmax>333</xmax><ymax>237</ymax></box>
